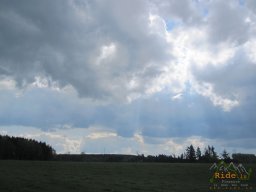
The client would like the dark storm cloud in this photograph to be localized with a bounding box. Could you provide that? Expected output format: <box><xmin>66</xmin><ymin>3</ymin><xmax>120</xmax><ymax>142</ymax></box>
<box><xmin>0</xmin><ymin>0</ymin><xmax>171</xmax><ymax>100</ymax></box>
<box><xmin>0</xmin><ymin>0</ymin><xmax>256</xmax><ymax>153</ymax></box>
<box><xmin>206</xmin><ymin>0</ymin><xmax>250</xmax><ymax>45</ymax></box>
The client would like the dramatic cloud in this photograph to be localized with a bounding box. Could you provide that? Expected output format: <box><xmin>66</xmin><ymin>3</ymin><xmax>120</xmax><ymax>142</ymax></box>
<box><xmin>0</xmin><ymin>0</ymin><xmax>256</xmax><ymax>154</ymax></box>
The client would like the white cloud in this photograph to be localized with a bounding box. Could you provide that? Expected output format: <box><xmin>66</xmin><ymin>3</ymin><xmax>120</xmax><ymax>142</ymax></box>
<box><xmin>96</xmin><ymin>43</ymin><xmax>116</xmax><ymax>65</ymax></box>
<box><xmin>1</xmin><ymin>124</ymin><xmax>255</xmax><ymax>155</ymax></box>
<box><xmin>172</xmin><ymin>93</ymin><xmax>183</xmax><ymax>101</ymax></box>
<box><xmin>244</xmin><ymin>38</ymin><xmax>256</xmax><ymax>63</ymax></box>
<box><xmin>192</xmin><ymin>82</ymin><xmax>239</xmax><ymax>111</ymax></box>
<box><xmin>0</xmin><ymin>77</ymin><xmax>16</xmax><ymax>90</ymax></box>
<box><xmin>0</xmin><ymin>0</ymin><xmax>256</xmax><ymax>154</ymax></box>
<box><xmin>87</xmin><ymin>131</ymin><xmax>117</xmax><ymax>139</ymax></box>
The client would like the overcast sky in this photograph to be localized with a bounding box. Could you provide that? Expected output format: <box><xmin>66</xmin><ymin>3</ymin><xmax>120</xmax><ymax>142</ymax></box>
<box><xmin>0</xmin><ymin>0</ymin><xmax>256</xmax><ymax>155</ymax></box>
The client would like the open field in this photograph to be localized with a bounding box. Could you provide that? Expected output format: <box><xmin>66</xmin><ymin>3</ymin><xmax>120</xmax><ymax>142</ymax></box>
<box><xmin>0</xmin><ymin>160</ymin><xmax>255</xmax><ymax>192</ymax></box>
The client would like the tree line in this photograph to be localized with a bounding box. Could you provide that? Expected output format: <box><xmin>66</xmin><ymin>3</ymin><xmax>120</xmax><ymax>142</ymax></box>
<box><xmin>0</xmin><ymin>135</ymin><xmax>55</xmax><ymax>160</ymax></box>
<box><xmin>1</xmin><ymin>134</ymin><xmax>255</xmax><ymax>163</ymax></box>
<box><xmin>57</xmin><ymin>145</ymin><xmax>256</xmax><ymax>163</ymax></box>
<box><xmin>139</xmin><ymin>145</ymin><xmax>256</xmax><ymax>163</ymax></box>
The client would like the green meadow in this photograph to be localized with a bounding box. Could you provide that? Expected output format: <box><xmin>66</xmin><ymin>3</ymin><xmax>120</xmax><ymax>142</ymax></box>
<box><xmin>0</xmin><ymin>161</ymin><xmax>255</xmax><ymax>192</ymax></box>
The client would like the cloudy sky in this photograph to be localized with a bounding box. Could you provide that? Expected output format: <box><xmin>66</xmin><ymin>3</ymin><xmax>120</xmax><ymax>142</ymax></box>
<box><xmin>0</xmin><ymin>0</ymin><xmax>256</xmax><ymax>155</ymax></box>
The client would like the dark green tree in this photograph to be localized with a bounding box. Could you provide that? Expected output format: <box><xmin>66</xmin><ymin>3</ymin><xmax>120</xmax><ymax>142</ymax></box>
<box><xmin>201</xmin><ymin>145</ymin><xmax>218</xmax><ymax>162</ymax></box>
<box><xmin>221</xmin><ymin>149</ymin><xmax>230</xmax><ymax>162</ymax></box>
<box><xmin>210</xmin><ymin>146</ymin><xmax>218</xmax><ymax>161</ymax></box>
<box><xmin>186</xmin><ymin>145</ymin><xmax>196</xmax><ymax>161</ymax></box>
<box><xmin>232</xmin><ymin>153</ymin><xmax>256</xmax><ymax>163</ymax></box>
<box><xmin>196</xmin><ymin>147</ymin><xmax>201</xmax><ymax>160</ymax></box>
<box><xmin>0</xmin><ymin>135</ymin><xmax>55</xmax><ymax>160</ymax></box>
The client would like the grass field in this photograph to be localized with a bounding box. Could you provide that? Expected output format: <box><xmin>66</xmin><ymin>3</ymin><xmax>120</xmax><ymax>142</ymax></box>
<box><xmin>0</xmin><ymin>161</ymin><xmax>255</xmax><ymax>192</ymax></box>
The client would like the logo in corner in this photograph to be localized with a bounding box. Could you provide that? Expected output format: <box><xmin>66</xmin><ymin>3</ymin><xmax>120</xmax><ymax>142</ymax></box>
<box><xmin>209</xmin><ymin>161</ymin><xmax>253</xmax><ymax>191</ymax></box>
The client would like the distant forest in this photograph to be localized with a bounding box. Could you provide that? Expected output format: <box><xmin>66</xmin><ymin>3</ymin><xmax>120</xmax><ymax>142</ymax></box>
<box><xmin>0</xmin><ymin>135</ymin><xmax>55</xmax><ymax>160</ymax></box>
<box><xmin>56</xmin><ymin>145</ymin><xmax>256</xmax><ymax>164</ymax></box>
<box><xmin>0</xmin><ymin>135</ymin><xmax>256</xmax><ymax>163</ymax></box>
